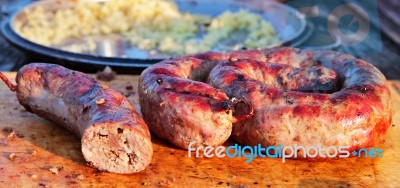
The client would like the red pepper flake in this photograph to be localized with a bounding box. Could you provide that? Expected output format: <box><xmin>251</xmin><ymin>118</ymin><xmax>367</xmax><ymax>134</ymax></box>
<box><xmin>8</xmin><ymin>153</ymin><xmax>16</xmax><ymax>160</ymax></box>
<box><xmin>31</xmin><ymin>174</ymin><xmax>38</xmax><ymax>180</ymax></box>
<box><xmin>102</xmin><ymin>85</ymin><xmax>109</xmax><ymax>90</ymax></box>
<box><xmin>7</xmin><ymin>131</ymin><xmax>16</xmax><ymax>140</ymax></box>
<box><xmin>76</xmin><ymin>174</ymin><xmax>84</xmax><ymax>180</ymax></box>
<box><xmin>96</xmin><ymin>98</ymin><xmax>105</xmax><ymax>105</ymax></box>
<box><xmin>49</xmin><ymin>166</ymin><xmax>63</xmax><ymax>174</ymax></box>
<box><xmin>229</xmin><ymin>57</ymin><xmax>238</xmax><ymax>62</ymax></box>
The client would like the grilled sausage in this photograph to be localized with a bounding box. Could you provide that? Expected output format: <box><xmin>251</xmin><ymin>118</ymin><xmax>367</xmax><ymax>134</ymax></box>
<box><xmin>139</xmin><ymin>56</ymin><xmax>253</xmax><ymax>149</ymax></box>
<box><xmin>1</xmin><ymin>63</ymin><xmax>153</xmax><ymax>173</ymax></box>
<box><xmin>208</xmin><ymin>47</ymin><xmax>393</xmax><ymax>158</ymax></box>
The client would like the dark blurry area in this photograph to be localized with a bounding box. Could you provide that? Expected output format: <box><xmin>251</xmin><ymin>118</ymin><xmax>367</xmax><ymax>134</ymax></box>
<box><xmin>0</xmin><ymin>0</ymin><xmax>399</xmax><ymax>79</ymax></box>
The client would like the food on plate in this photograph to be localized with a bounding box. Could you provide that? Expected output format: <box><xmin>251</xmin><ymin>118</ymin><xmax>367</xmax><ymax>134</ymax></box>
<box><xmin>0</xmin><ymin>63</ymin><xmax>152</xmax><ymax>173</ymax></box>
<box><xmin>140</xmin><ymin>47</ymin><xmax>392</xmax><ymax>157</ymax></box>
<box><xmin>139</xmin><ymin>54</ymin><xmax>254</xmax><ymax>149</ymax></box>
<box><xmin>18</xmin><ymin>0</ymin><xmax>279</xmax><ymax>56</ymax></box>
<box><xmin>208</xmin><ymin>47</ymin><xmax>393</xmax><ymax>158</ymax></box>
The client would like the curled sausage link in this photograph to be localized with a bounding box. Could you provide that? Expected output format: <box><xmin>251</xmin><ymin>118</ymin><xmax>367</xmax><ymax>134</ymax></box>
<box><xmin>208</xmin><ymin>47</ymin><xmax>393</xmax><ymax>158</ymax></box>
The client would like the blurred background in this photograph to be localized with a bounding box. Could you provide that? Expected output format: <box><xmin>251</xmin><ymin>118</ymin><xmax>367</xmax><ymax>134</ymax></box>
<box><xmin>0</xmin><ymin>0</ymin><xmax>399</xmax><ymax>79</ymax></box>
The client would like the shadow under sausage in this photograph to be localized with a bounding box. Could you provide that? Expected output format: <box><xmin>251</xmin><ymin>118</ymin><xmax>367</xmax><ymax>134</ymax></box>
<box><xmin>18</xmin><ymin>111</ymin><xmax>87</xmax><ymax>165</ymax></box>
<box><xmin>150</xmin><ymin>133</ymin><xmax>182</xmax><ymax>151</ymax></box>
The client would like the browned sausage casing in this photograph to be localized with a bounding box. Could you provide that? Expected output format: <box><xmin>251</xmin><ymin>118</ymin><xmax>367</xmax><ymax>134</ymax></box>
<box><xmin>139</xmin><ymin>56</ymin><xmax>253</xmax><ymax>149</ymax></box>
<box><xmin>15</xmin><ymin>63</ymin><xmax>152</xmax><ymax>173</ymax></box>
<box><xmin>140</xmin><ymin>47</ymin><xmax>392</xmax><ymax>158</ymax></box>
<box><xmin>208</xmin><ymin>47</ymin><xmax>393</xmax><ymax>158</ymax></box>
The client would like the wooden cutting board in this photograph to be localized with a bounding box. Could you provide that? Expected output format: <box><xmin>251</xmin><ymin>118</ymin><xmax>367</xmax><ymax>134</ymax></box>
<box><xmin>0</xmin><ymin>73</ymin><xmax>399</xmax><ymax>187</ymax></box>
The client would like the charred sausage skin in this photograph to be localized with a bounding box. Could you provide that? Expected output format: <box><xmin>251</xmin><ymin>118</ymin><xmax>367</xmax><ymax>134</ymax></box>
<box><xmin>139</xmin><ymin>56</ymin><xmax>253</xmax><ymax>149</ymax></box>
<box><xmin>15</xmin><ymin>63</ymin><xmax>152</xmax><ymax>173</ymax></box>
<box><xmin>140</xmin><ymin>46</ymin><xmax>392</xmax><ymax>157</ymax></box>
<box><xmin>208</xmin><ymin>47</ymin><xmax>393</xmax><ymax>158</ymax></box>
<box><xmin>140</xmin><ymin>47</ymin><xmax>392</xmax><ymax>157</ymax></box>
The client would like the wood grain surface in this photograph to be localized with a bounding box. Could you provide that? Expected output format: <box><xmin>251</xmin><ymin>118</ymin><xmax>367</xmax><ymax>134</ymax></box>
<box><xmin>0</xmin><ymin>73</ymin><xmax>399</xmax><ymax>187</ymax></box>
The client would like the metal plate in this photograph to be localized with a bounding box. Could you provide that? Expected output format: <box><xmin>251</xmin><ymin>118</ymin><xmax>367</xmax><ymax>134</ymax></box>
<box><xmin>2</xmin><ymin>0</ymin><xmax>306</xmax><ymax>72</ymax></box>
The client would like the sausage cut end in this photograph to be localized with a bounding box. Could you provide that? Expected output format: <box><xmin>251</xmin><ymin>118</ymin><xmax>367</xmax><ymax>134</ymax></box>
<box><xmin>82</xmin><ymin>123</ymin><xmax>153</xmax><ymax>174</ymax></box>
